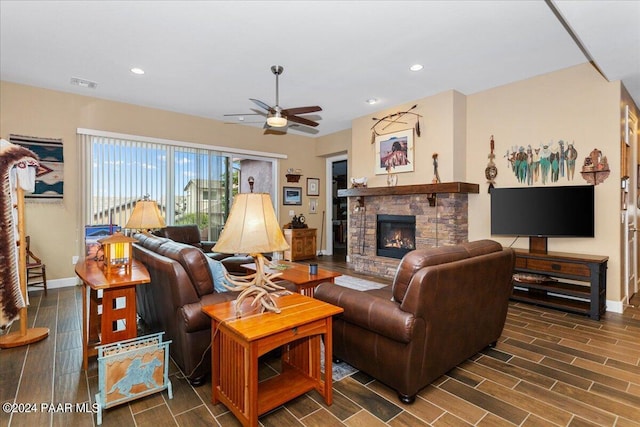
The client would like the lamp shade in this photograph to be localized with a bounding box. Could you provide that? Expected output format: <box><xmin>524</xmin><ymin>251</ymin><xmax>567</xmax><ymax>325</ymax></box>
<box><xmin>125</xmin><ymin>199</ymin><xmax>166</xmax><ymax>230</ymax></box>
<box><xmin>213</xmin><ymin>193</ymin><xmax>289</xmax><ymax>254</ymax></box>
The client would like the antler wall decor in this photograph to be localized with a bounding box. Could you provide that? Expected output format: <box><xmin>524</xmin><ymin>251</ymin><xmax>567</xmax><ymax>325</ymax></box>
<box><xmin>370</xmin><ymin>104</ymin><xmax>423</xmax><ymax>143</ymax></box>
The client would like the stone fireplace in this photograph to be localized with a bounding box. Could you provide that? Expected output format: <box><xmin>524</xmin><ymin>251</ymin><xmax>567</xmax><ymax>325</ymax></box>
<box><xmin>338</xmin><ymin>183</ymin><xmax>478</xmax><ymax>280</ymax></box>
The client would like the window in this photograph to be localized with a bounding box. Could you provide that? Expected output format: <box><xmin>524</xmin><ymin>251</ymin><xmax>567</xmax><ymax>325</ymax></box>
<box><xmin>78</xmin><ymin>130</ymin><xmax>283</xmax><ymax>244</ymax></box>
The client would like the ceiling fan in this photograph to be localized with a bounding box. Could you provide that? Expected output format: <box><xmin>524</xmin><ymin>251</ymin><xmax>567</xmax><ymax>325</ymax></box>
<box><xmin>225</xmin><ymin>65</ymin><xmax>322</xmax><ymax>133</ymax></box>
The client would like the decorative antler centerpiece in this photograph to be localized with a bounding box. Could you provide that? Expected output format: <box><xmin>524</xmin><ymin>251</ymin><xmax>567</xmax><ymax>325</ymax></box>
<box><xmin>221</xmin><ymin>252</ymin><xmax>286</xmax><ymax>313</ymax></box>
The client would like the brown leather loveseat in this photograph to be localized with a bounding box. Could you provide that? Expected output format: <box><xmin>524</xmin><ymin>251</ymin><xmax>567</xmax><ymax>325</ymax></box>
<box><xmin>314</xmin><ymin>240</ymin><xmax>515</xmax><ymax>403</ymax></box>
<box><xmin>154</xmin><ymin>224</ymin><xmax>217</xmax><ymax>252</ymax></box>
<box><xmin>132</xmin><ymin>232</ymin><xmax>259</xmax><ymax>385</ymax></box>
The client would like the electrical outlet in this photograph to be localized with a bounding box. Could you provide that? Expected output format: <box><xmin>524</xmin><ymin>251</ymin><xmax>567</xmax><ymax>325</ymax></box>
<box><xmin>289</xmin><ymin>210</ymin><xmax>295</xmax><ymax>216</ymax></box>
<box><xmin>72</xmin><ymin>255</ymin><xmax>79</xmax><ymax>264</ymax></box>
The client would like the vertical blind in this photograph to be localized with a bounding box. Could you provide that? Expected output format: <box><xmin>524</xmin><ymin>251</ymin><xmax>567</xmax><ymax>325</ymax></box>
<box><xmin>78</xmin><ymin>132</ymin><xmax>229</xmax><ymax>242</ymax></box>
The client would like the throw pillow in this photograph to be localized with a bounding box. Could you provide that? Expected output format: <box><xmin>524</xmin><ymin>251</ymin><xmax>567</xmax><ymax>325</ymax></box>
<box><xmin>207</xmin><ymin>257</ymin><xmax>231</xmax><ymax>293</ymax></box>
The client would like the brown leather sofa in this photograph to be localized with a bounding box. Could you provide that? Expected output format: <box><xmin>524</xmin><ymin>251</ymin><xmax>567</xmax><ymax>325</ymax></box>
<box><xmin>132</xmin><ymin>232</ymin><xmax>263</xmax><ymax>385</ymax></box>
<box><xmin>154</xmin><ymin>224</ymin><xmax>217</xmax><ymax>253</ymax></box>
<box><xmin>314</xmin><ymin>240</ymin><xmax>515</xmax><ymax>403</ymax></box>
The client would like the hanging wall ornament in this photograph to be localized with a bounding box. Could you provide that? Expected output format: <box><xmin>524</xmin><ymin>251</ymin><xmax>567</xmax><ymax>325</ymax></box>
<box><xmin>371</xmin><ymin>105</ymin><xmax>423</xmax><ymax>142</ymax></box>
<box><xmin>580</xmin><ymin>148</ymin><xmax>610</xmax><ymax>185</ymax></box>
<box><xmin>485</xmin><ymin>135</ymin><xmax>498</xmax><ymax>192</ymax></box>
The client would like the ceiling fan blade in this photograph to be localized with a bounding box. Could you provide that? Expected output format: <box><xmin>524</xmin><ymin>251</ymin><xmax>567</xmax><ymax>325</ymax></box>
<box><xmin>288</xmin><ymin>124</ymin><xmax>320</xmax><ymax>135</ymax></box>
<box><xmin>287</xmin><ymin>114</ymin><xmax>319</xmax><ymax>127</ymax></box>
<box><xmin>250</xmin><ymin>98</ymin><xmax>275</xmax><ymax>113</ymax></box>
<box><xmin>282</xmin><ymin>105</ymin><xmax>322</xmax><ymax>116</ymax></box>
<box><xmin>264</xmin><ymin>127</ymin><xmax>287</xmax><ymax>135</ymax></box>
<box><xmin>224</xmin><ymin>113</ymin><xmax>263</xmax><ymax>116</ymax></box>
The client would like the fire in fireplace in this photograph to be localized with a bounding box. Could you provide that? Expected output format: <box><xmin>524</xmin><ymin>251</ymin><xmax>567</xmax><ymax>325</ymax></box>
<box><xmin>376</xmin><ymin>214</ymin><xmax>416</xmax><ymax>259</ymax></box>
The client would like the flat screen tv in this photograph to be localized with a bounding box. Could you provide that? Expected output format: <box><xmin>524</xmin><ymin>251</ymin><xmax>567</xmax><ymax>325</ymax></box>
<box><xmin>490</xmin><ymin>185</ymin><xmax>595</xmax><ymax>239</ymax></box>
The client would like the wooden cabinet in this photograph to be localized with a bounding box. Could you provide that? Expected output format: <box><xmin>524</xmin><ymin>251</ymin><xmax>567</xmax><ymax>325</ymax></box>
<box><xmin>512</xmin><ymin>249</ymin><xmax>608</xmax><ymax>320</ymax></box>
<box><xmin>283</xmin><ymin>228</ymin><xmax>317</xmax><ymax>261</ymax></box>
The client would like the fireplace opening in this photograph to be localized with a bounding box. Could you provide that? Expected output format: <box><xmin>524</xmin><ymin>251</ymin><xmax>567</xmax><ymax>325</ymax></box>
<box><xmin>376</xmin><ymin>214</ymin><xmax>416</xmax><ymax>259</ymax></box>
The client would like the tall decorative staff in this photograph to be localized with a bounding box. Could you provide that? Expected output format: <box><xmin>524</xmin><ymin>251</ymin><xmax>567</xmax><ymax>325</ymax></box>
<box><xmin>485</xmin><ymin>135</ymin><xmax>498</xmax><ymax>192</ymax></box>
<box><xmin>0</xmin><ymin>139</ymin><xmax>49</xmax><ymax>347</ymax></box>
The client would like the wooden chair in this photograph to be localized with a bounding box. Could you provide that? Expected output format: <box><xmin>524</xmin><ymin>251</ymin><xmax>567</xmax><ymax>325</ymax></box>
<box><xmin>26</xmin><ymin>236</ymin><xmax>47</xmax><ymax>295</ymax></box>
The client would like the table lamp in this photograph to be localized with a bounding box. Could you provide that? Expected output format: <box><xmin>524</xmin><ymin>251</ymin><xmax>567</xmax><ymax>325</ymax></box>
<box><xmin>125</xmin><ymin>196</ymin><xmax>166</xmax><ymax>234</ymax></box>
<box><xmin>213</xmin><ymin>193</ymin><xmax>290</xmax><ymax>314</ymax></box>
<box><xmin>98</xmin><ymin>232</ymin><xmax>137</xmax><ymax>275</ymax></box>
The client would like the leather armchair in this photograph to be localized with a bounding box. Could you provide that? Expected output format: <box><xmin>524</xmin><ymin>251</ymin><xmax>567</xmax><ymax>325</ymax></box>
<box><xmin>314</xmin><ymin>240</ymin><xmax>515</xmax><ymax>404</ymax></box>
<box><xmin>154</xmin><ymin>224</ymin><xmax>216</xmax><ymax>252</ymax></box>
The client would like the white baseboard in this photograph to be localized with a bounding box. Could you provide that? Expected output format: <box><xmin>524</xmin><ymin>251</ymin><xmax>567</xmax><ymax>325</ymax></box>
<box><xmin>606</xmin><ymin>298</ymin><xmax>625</xmax><ymax>314</ymax></box>
<box><xmin>28</xmin><ymin>276</ymin><xmax>79</xmax><ymax>292</ymax></box>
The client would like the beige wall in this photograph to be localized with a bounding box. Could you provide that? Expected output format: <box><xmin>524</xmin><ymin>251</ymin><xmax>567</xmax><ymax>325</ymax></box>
<box><xmin>351</xmin><ymin>90</ymin><xmax>470</xmax><ymax>187</ymax></box>
<box><xmin>350</xmin><ymin>63</ymin><xmax>630</xmax><ymax>306</ymax></box>
<box><xmin>467</xmin><ymin>63</ymin><xmax>622</xmax><ymax>302</ymax></box>
<box><xmin>316</xmin><ymin>128</ymin><xmax>351</xmax><ymax>158</ymax></box>
<box><xmin>0</xmin><ymin>81</ymin><xmax>327</xmax><ymax>281</ymax></box>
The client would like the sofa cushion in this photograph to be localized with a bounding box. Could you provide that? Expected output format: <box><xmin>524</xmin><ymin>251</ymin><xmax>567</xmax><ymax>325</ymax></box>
<box><xmin>315</xmin><ymin>283</ymin><xmax>415</xmax><ymax>343</ymax></box>
<box><xmin>134</xmin><ymin>233</ymin><xmax>171</xmax><ymax>252</ymax></box>
<box><xmin>392</xmin><ymin>246</ymin><xmax>469</xmax><ymax>303</ymax></box>
<box><xmin>154</xmin><ymin>240</ymin><xmax>213</xmax><ymax>297</ymax></box>
<box><xmin>207</xmin><ymin>257</ymin><xmax>231</xmax><ymax>293</ymax></box>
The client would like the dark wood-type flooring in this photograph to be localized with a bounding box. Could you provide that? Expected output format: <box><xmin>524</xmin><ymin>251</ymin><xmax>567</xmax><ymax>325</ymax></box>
<box><xmin>1</xmin><ymin>255</ymin><xmax>640</xmax><ymax>426</ymax></box>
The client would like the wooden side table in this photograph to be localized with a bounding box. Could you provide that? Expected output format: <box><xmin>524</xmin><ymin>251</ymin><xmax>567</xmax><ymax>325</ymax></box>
<box><xmin>242</xmin><ymin>260</ymin><xmax>341</xmax><ymax>297</ymax></box>
<box><xmin>202</xmin><ymin>293</ymin><xmax>343</xmax><ymax>427</ymax></box>
<box><xmin>75</xmin><ymin>258</ymin><xmax>150</xmax><ymax>370</ymax></box>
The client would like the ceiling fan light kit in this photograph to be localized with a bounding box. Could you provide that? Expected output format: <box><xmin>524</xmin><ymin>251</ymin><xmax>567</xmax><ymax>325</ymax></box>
<box><xmin>267</xmin><ymin>111</ymin><xmax>287</xmax><ymax>127</ymax></box>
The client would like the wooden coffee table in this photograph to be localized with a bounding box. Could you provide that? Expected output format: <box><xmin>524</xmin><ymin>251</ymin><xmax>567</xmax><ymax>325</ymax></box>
<box><xmin>241</xmin><ymin>260</ymin><xmax>340</xmax><ymax>297</ymax></box>
<box><xmin>202</xmin><ymin>293</ymin><xmax>343</xmax><ymax>427</ymax></box>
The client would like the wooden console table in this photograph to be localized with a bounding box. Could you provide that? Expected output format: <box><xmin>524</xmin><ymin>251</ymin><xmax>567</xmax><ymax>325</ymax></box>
<box><xmin>512</xmin><ymin>249</ymin><xmax>608</xmax><ymax>320</ymax></box>
<box><xmin>202</xmin><ymin>293</ymin><xmax>343</xmax><ymax>427</ymax></box>
<box><xmin>283</xmin><ymin>228</ymin><xmax>316</xmax><ymax>261</ymax></box>
<box><xmin>75</xmin><ymin>258</ymin><xmax>150</xmax><ymax>369</ymax></box>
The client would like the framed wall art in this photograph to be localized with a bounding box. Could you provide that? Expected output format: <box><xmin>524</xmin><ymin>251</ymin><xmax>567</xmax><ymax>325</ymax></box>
<box><xmin>283</xmin><ymin>186</ymin><xmax>302</xmax><ymax>205</ymax></box>
<box><xmin>374</xmin><ymin>129</ymin><xmax>414</xmax><ymax>175</ymax></box>
<box><xmin>306</xmin><ymin>177</ymin><xmax>320</xmax><ymax>196</ymax></box>
<box><xmin>309</xmin><ymin>198</ymin><xmax>318</xmax><ymax>214</ymax></box>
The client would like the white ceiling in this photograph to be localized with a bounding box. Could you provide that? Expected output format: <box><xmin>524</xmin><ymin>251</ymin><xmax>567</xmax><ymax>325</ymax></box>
<box><xmin>1</xmin><ymin>1</ymin><xmax>638</xmax><ymax>137</ymax></box>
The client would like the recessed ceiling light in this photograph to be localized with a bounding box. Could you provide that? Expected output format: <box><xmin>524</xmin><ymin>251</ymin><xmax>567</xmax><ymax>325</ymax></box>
<box><xmin>409</xmin><ymin>64</ymin><xmax>424</xmax><ymax>72</ymax></box>
<box><xmin>130</xmin><ymin>67</ymin><xmax>145</xmax><ymax>75</ymax></box>
<box><xmin>366</xmin><ymin>98</ymin><xmax>378</xmax><ymax>105</ymax></box>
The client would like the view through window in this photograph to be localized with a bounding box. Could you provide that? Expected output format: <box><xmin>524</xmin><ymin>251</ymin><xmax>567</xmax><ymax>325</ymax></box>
<box><xmin>79</xmin><ymin>133</ymin><xmax>239</xmax><ymax>242</ymax></box>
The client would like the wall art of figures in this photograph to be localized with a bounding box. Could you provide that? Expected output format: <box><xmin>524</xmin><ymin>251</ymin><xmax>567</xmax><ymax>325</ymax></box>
<box><xmin>505</xmin><ymin>140</ymin><xmax>578</xmax><ymax>185</ymax></box>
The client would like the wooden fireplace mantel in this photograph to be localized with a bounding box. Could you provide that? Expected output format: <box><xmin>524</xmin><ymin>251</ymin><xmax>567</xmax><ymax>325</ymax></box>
<box><xmin>337</xmin><ymin>182</ymin><xmax>479</xmax><ymax>198</ymax></box>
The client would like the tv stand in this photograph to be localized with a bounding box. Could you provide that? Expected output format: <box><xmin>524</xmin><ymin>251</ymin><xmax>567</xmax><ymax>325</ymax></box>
<box><xmin>529</xmin><ymin>236</ymin><xmax>547</xmax><ymax>254</ymax></box>
<box><xmin>512</xmin><ymin>249</ymin><xmax>608</xmax><ymax>320</ymax></box>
